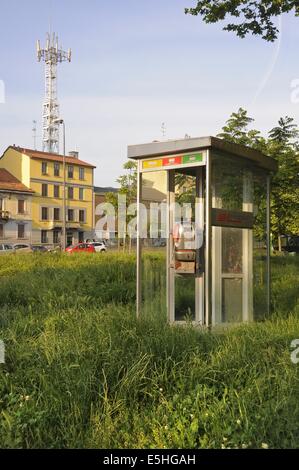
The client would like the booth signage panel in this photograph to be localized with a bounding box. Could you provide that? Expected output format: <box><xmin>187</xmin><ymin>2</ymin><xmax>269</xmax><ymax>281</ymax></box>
<box><xmin>142</xmin><ymin>159</ymin><xmax>163</xmax><ymax>169</ymax></box>
<box><xmin>182</xmin><ymin>154</ymin><xmax>203</xmax><ymax>164</ymax></box>
<box><xmin>212</xmin><ymin>208</ymin><xmax>254</xmax><ymax>229</ymax></box>
<box><xmin>142</xmin><ymin>152</ymin><xmax>205</xmax><ymax>172</ymax></box>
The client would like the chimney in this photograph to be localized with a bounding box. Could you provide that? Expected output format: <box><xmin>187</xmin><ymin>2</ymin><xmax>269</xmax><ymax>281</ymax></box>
<box><xmin>69</xmin><ymin>151</ymin><xmax>79</xmax><ymax>159</ymax></box>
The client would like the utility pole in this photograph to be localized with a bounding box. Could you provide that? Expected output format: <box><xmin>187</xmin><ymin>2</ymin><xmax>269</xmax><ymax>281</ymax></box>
<box><xmin>54</xmin><ymin>118</ymin><xmax>66</xmax><ymax>251</ymax></box>
<box><xmin>32</xmin><ymin>120</ymin><xmax>37</xmax><ymax>150</ymax></box>
<box><xmin>161</xmin><ymin>122</ymin><xmax>166</xmax><ymax>140</ymax></box>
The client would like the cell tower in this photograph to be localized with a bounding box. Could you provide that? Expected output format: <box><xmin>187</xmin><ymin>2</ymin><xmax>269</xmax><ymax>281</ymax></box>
<box><xmin>37</xmin><ymin>33</ymin><xmax>71</xmax><ymax>154</ymax></box>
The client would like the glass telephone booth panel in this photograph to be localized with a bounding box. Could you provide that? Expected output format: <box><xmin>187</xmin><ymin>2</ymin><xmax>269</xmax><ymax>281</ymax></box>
<box><xmin>140</xmin><ymin>169</ymin><xmax>168</xmax><ymax>320</ymax></box>
<box><xmin>211</xmin><ymin>154</ymin><xmax>255</xmax><ymax>324</ymax></box>
<box><xmin>211</xmin><ymin>153</ymin><xmax>271</xmax><ymax>324</ymax></box>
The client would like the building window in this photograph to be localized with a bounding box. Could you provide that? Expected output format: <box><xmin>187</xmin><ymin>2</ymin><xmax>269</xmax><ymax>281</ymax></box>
<box><xmin>68</xmin><ymin>209</ymin><xmax>74</xmax><ymax>222</ymax></box>
<box><xmin>0</xmin><ymin>198</ymin><xmax>3</xmax><ymax>211</ymax></box>
<box><xmin>54</xmin><ymin>162</ymin><xmax>60</xmax><ymax>177</ymax></box>
<box><xmin>18</xmin><ymin>199</ymin><xmax>25</xmax><ymax>214</ymax></box>
<box><xmin>54</xmin><ymin>185</ymin><xmax>60</xmax><ymax>198</ymax></box>
<box><xmin>42</xmin><ymin>162</ymin><xmax>48</xmax><ymax>175</ymax></box>
<box><xmin>68</xmin><ymin>165</ymin><xmax>74</xmax><ymax>179</ymax></box>
<box><xmin>68</xmin><ymin>187</ymin><xmax>74</xmax><ymax>199</ymax></box>
<box><xmin>79</xmin><ymin>210</ymin><xmax>85</xmax><ymax>223</ymax></box>
<box><xmin>18</xmin><ymin>224</ymin><xmax>25</xmax><ymax>239</ymax></box>
<box><xmin>79</xmin><ymin>167</ymin><xmax>85</xmax><ymax>180</ymax></box>
<box><xmin>79</xmin><ymin>188</ymin><xmax>84</xmax><ymax>200</ymax></box>
<box><xmin>54</xmin><ymin>208</ymin><xmax>60</xmax><ymax>221</ymax></box>
<box><xmin>41</xmin><ymin>230</ymin><xmax>48</xmax><ymax>244</ymax></box>
<box><xmin>0</xmin><ymin>223</ymin><xmax>3</xmax><ymax>239</ymax></box>
<box><xmin>53</xmin><ymin>230</ymin><xmax>60</xmax><ymax>244</ymax></box>
<box><xmin>42</xmin><ymin>184</ymin><xmax>48</xmax><ymax>197</ymax></box>
<box><xmin>41</xmin><ymin>207</ymin><xmax>48</xmax><ymax>221</ymax></box>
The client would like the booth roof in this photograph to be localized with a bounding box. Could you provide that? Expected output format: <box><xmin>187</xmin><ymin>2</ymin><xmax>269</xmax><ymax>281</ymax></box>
<box><xmin>127</xmin><ymin>136</ymin><xmax>278</xmax><ymax>173</ymax></box>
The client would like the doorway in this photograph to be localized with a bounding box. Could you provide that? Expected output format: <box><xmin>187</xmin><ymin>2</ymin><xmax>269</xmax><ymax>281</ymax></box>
<box><xmin>167</xmin><ymin>168</ymin><xmax>205</xmax><ymax>324</ymax></box>
<box><xmin>66</xmin><ymin>231</ymin><xmax>73</xmax><ymax>247</ymax></box>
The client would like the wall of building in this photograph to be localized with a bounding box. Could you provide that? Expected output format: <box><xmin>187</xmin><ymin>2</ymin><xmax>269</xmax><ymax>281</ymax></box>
<box><xmin>29</xmin><ymin>157</ymin><xmax>94</xmax><ymax>245</ymax></box>
<box><xmin>0</xmin><ymin>191</ymin><xmax>33</xmax><ymax>244</ymax></box>
<box><xmin>0</xmin><ymin>147</ymin><xmax>30</xmax><ymax>184</ymax></box>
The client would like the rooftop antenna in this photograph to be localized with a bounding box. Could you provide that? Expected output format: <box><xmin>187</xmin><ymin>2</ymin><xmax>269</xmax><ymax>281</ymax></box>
<box><xmin>37</xmin><ymin>33</ymin><xmax>71</xmax><ymax>153</ymax></box>
<box><xmin>161</xmin><ymin>122</ymin><xmax>166</xmax><ymax>140</ymax></box>
<box><xmin>32</xmin><ymin>120</ymin><xmax>37</xmax><ymax>150</ymax></box>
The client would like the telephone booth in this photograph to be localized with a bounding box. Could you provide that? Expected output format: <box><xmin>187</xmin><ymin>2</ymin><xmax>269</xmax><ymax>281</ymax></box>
<box><xmin>128</xmin><ymin>137</ymin><xmax>278</xmax><ymax>326</ymax></box>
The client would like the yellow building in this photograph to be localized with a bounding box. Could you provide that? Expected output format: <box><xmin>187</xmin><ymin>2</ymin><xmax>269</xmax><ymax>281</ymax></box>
<box><xmin>0</xmin><ymin>146</ymin><xmax>96</xmax><ymax>247</ymax></box>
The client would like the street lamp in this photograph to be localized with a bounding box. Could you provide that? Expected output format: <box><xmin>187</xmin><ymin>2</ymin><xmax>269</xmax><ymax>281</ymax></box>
<box><xmin>54</xmin><ymin>119</ymin><xmax>66</xmax><ymax>251</ymax></box>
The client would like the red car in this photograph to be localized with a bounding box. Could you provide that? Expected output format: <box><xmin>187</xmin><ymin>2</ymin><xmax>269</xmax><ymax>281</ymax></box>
<box><xmin>65</xmin><ymin>243</ymin><xmax>96</xmax><ymax>254</ymax></box>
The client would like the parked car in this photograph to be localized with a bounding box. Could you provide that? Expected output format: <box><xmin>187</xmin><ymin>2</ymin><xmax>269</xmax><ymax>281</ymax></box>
<box><xmin>282</xmin><ymin>235</ymin><xmax>299</xmax><ymax>254</ymax></box>
<box><xmin>88</xmin><ymin>241</ymin><xmax>107</xmax><ymax>253</ymax></box>
<box><xmin>0</xmin><ymin>243</ymin><xmax>15</xmax><ymax>255</ymax></box>
<box><xmin>31</xmin><ymin>245</ymin><xmax>50</xmax><ymax>253</ymax></box>
<box><xmin>65</xmin><ymin>243</ymin><xmax>96</xmax><ymax>254</ymax></box>
<box><xmin>13</xmin><ymin>243</ymin><xmax>33</xmax><ymax>253</ymax></box>
<box><xmin>153</xmin><ymin>238</ymin><xmax>167</xmax><ymax>248</ymax></box>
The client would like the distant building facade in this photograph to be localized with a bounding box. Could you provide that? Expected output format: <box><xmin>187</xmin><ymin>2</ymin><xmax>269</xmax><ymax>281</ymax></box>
<box><xmin>0</xmin><ymin>169</ymin><xmax>34</xmax><ymax>245</ymax></box>
<box><xmin>0</xmin><ymin>147</ymin><xmax>96</xmax><ymax>247</ymax></box>
<box><xmin>94</xmin><ymin>186</ymin><xmax>118</xmax><ymax>240</ymax></box>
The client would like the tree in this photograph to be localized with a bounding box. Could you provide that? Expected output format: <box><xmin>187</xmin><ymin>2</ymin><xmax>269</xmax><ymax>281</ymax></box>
<box><xmin>106</xmin><ymin>161</ymin><xmax>137</xmax><ymax>251</ymax></box>
<box><xmin>218</xmin><ymin>109</ymin><xmax>299</xmax><ymax>246</ymax></box>
<box><xmin>185</xmin><ymin>1</ymin><xmax>299</xmax><ymax>42</ymax></box>
<box><xmin>217</xmin><ymin>107</ymin><xmax>266</xmax><ymax>150</ymax></box>
<box><xmin>267</xmin><ymin>120</ymin><xmax>299</xmax><ymax>245</ymax></box>
<box><xmin>268</xmin><ymin>116</ymin><xmax>299</xmax><ymax>144</ymax></box>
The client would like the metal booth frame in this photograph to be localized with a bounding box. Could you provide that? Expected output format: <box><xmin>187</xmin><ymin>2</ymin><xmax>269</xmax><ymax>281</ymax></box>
<box><xmin>129</xmin><ymin>136</ymin><xmax>278</xmax><ymax>327</ymax></box>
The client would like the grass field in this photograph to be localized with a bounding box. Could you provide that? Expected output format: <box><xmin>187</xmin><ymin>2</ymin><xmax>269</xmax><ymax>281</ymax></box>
<box><xmin>0</xmin><ymin>253</ymin><xmax>298</xmax><ymax>449</ymax></box>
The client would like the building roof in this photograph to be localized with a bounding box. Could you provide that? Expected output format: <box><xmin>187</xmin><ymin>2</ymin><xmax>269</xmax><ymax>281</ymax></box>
<box><xmin>0</xmin><ymin>169</ymin><xmax>34</xmax><ymax>193</ymax></box>
<box><xmin>94</xmin><ymin>186</ymin><xmax>119</xmax><ymax>194</ymax></box>
<box><xmin>6</xmin><ymin>146</ymin><xmax>96</xmax><ymax>169</ymax></box>
<box><xmin>128</xmin><ymin>136</ymin><xmax>278</xmax><ymax>172</ymax></box>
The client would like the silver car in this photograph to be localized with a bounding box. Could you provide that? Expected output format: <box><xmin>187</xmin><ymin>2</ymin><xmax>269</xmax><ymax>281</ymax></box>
<box><xmin>0</xmin><ymin>244</ymin><xmax>15</xmax><ymax>255</ymax></box>
<box><xmin>88</xmin><ymin>241</ymin><xmax>107</xmax><ymax>253</ymax></box>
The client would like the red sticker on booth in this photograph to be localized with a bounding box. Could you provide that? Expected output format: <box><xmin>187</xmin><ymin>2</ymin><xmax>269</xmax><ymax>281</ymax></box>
<box><xmin>162</xmin><ymin>156</ymin><xmax>182</xmax><ymax>166</ymax></box>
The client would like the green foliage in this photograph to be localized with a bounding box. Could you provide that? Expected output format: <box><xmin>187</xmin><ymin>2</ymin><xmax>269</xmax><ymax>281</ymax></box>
<box><xmin>117</xmin><ymin>161</ymin><xmax>137</xmax><ymax>204</ymax></box>
<box><xmin>269</xmin><ymin>116</ymin><xmax>299</xmax><ymax>144</ymax></box>
<box><xmin>185</xmin><ymin>1</ymin><xmax>299</xmax><ymax>42</ymax></box>
<box><xmin>218</xmin><ymin>109</ymin><xmax>299</xmax><ymax>239</ymax></box>
<box><xmin>106</xmin><ymin>161</ymin><xmax>138</xmax><ymax>244</ymax></box>
<box><xmin>217</xmin><ymin>107</ymin><xmax>266</xmax><ymax>150</ymax></box>
<box><xmin>0</xmin><ymin>253</ymin><xmax>298</xmax><ymax>448</ymax></box>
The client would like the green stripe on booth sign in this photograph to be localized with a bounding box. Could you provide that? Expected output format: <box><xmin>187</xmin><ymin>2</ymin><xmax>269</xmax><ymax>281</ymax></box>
<box><xmin>182</xmin><ymin>153</ymin><xmax>203</xmax><ymax>164</ymax></box>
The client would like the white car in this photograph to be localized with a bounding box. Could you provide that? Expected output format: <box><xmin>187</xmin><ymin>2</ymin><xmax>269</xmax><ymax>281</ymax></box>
<box><xmin>0</xmin><ymin>244</ymin><xmax>15</xmax><ymax>255</ymax></box>
<box><xmin>13</xmin><ymin>243</ymin><xmax>33</xmax><ymax>253</ymax></box>
<box><xmin>89</xmin><ymin>241</ymin><xmax>107</xmax><ymax>253</ymax></box>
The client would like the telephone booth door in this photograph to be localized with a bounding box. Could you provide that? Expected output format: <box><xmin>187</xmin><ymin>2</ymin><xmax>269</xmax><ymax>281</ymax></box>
<box><xmin>167</xmin><ymin>168</ymin><xmax>205</xmax><ymax>324</ymax></box>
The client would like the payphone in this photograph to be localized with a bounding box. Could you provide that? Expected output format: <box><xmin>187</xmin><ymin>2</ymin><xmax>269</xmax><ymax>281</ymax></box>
<box><xmin>128</xmin><ymin>136</ymin><xmax>277</xmax><ymax>326</ymax></box>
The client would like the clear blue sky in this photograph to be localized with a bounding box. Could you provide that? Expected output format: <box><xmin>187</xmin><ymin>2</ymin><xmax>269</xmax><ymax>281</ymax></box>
<box><xmin>0</xmin><ymin>0</ymin><xmax>298</xmax><ymax>186</ymax></box>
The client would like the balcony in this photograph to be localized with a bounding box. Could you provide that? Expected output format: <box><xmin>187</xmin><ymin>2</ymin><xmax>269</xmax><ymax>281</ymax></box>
<box><xmin>0</xmin><ymin>210</ymin><xmax>10</xmax><ymax>221</ymax></box>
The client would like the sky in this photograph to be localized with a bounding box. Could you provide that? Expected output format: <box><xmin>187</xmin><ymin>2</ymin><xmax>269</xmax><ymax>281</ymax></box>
<box><xmin>0</xmin><ymin>0</ymin><xmax>299</xmax><ymax>186</ymax></box>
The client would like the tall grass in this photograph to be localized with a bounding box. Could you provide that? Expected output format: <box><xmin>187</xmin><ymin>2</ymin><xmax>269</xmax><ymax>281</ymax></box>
<box><xmin>0</xmin><ymin>253</ymin><xmax>298</xmax><ymax>448</ymax></box>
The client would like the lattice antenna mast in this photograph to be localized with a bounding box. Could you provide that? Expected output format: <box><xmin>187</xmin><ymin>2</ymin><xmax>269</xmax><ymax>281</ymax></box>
<box><xmin>37</xmin><ymin>33</ymin><xmax>71</xmax><ymax>153</ymax></box>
